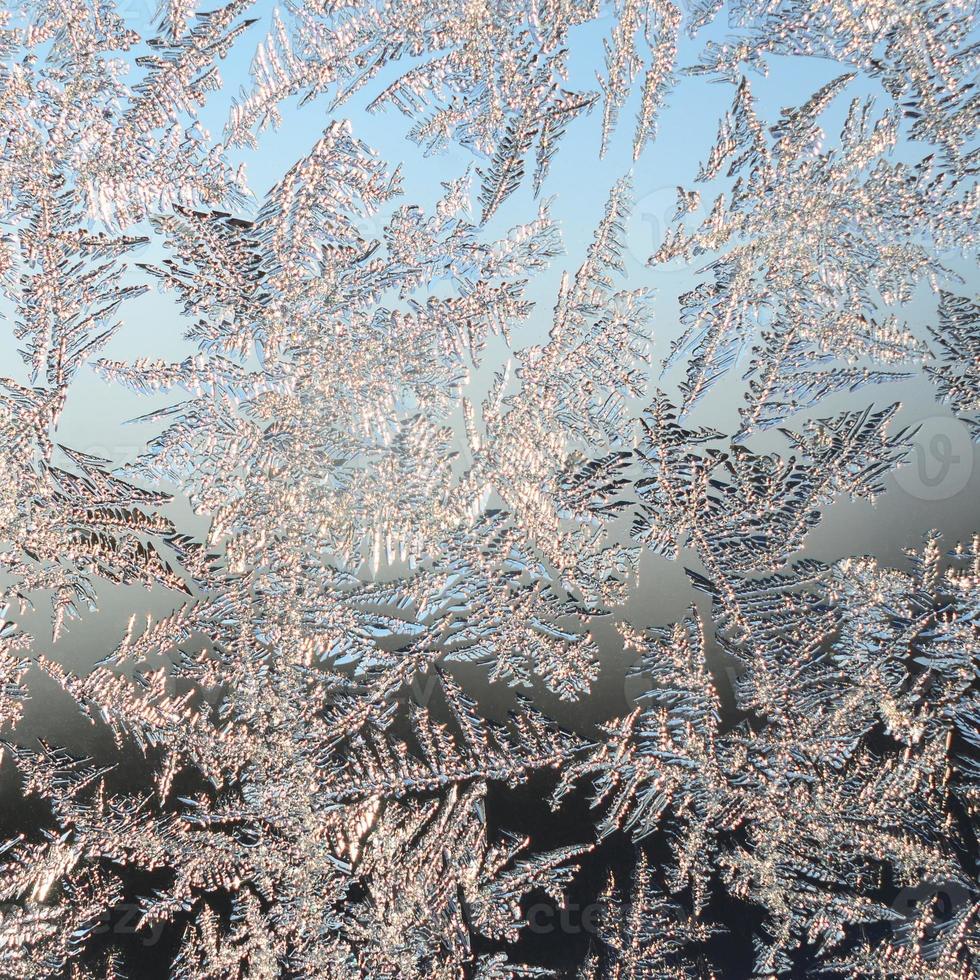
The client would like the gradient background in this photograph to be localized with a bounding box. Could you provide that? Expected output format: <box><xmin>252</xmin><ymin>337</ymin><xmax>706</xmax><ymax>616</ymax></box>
<box><xmin>0</xmin><ymin>3</ymin><xmax>977</xmax><ymax>972</ymax></box>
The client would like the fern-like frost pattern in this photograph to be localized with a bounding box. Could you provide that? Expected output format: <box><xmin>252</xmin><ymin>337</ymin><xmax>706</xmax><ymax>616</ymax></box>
<box><xmin>0</xmin><ymin>1</ymin><xmax>976</xmax><ymax>977</ymax></box>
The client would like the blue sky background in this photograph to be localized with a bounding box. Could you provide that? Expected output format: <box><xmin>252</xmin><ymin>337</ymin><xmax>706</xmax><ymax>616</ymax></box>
<box><xmin>2</xmin><ymin>1</ymin><xmax>978</xmax><ymax>735</ymax></box>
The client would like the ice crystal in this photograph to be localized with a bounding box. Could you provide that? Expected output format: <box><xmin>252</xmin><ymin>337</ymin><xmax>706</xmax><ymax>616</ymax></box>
<box><xmin>0</xmin><ymin>0</ymin><xmax>976</xmax><ymax>977</ymax></box>
<box><xmin>229</xmin><ymin>0</ymin><xmax>684</xmax><ymax>217</ymax></box>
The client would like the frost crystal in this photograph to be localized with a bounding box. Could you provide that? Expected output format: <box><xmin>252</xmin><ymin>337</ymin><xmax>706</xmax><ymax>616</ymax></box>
<box><xmin>0</xmin><ymin>1</ymin><xmax>977</xmax><ymax>977</ymax></box>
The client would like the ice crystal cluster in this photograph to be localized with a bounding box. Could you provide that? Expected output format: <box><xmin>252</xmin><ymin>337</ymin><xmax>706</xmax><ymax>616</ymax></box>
<box><xmin>0</xmin><ymin>1</ymin><xmax>977</xmax><ymax>977</ymax></box>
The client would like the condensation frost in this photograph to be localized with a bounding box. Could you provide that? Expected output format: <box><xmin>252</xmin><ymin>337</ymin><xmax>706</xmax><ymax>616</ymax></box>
<box><xmin>0</xmin><ymin>1</ymin><xmax>977</xmax><ymax>977</ymax></box>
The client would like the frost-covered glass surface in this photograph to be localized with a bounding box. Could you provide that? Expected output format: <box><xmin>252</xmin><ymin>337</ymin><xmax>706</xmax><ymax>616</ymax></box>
<box><xmin>0</xmin><ymin>1</ymin><xmax>977</xmax><ymax>977</ymax></box>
